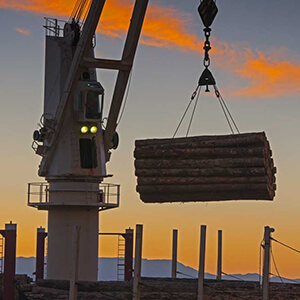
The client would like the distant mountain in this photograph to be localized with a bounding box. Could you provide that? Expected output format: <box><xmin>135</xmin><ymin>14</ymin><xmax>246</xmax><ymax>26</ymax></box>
<box><xmin>15</xmin><ymin>257</ymin><xmax>300</xmax><ymax>284</ymax></box>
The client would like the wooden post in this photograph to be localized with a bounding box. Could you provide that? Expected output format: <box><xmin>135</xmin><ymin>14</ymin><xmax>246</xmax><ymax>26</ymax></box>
<box><xmin>262</xmin><ymin>226</ymin><xmax>275</xmax><ymax>300</ymax></box>
<box><xmin>69</xmin><ymin>225</ymin><xmax>80</xmax><ymax>300</ymax></box>
<box><xmin>172</xmin><ymin>229</ymin><xmax>178</xmax><ymax>279</ymax></box>
<box><xmin>124</xmin><ymin>228</ymin><xmax>134</xmax><ymax>281</ymax></box>
<box><xmin>133</xmin><ymin>224</ymin><xmax>143</xmax><ymax>300</ymax></box>
<box><xmin>35</xmin><ymin>227</ymin><xmax>47</xmax><ymax>282</ymax></box>
<box><xmin>217</xmin><ymin>230</ymin><xmax>222</xmax><ymax>280</ymax></box>
<box><xmin>0</xmin><ymin>222</ymin><xmax>17</xmax><ymax>300</ymax></box>
<box><xmin>197</xmin><ymin>225</ymin><xmax>207</xmax><ymax>300</ymax></box>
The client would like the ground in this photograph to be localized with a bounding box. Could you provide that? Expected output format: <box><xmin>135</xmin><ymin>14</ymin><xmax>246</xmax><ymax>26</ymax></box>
<box><xmin>12</xmin><ymin>277</ymin><xmax>300</xmax><ymax>299</ymax></box>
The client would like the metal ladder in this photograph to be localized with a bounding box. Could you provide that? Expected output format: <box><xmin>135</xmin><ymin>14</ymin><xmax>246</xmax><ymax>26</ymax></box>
<box><xmin>117</xmin><ymin>235</ymin><xmax>125</xmax><ymax>281</ymax></box>
<box><xmin>0</xmin><ymin>237</ymin><xmax>4</xmax><ymax>274</ymax></box>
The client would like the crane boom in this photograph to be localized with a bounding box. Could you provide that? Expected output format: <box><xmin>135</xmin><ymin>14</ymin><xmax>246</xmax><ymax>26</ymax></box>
<box><xmin>103</xmin><ymin>0</ymin><xmax>149</xmax><ymax>159</ymax></box>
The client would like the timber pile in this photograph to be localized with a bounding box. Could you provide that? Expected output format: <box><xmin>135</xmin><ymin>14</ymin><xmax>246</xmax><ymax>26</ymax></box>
<box><xmin>134</xmin><ymin>132</ymin><xmax>277</xmax><ymax>203</ymax></box>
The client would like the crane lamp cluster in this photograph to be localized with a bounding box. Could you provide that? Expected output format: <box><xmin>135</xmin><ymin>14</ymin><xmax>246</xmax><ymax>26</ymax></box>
<box><xmin>80</xmin><ymin>125</ymin><xmax>98</xmax><ymax>134</ymax></box>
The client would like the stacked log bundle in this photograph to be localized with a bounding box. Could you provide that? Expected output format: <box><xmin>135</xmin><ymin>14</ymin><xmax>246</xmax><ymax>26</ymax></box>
<box><xmin>134</xmin><ymin>132</ymin><xmax>276</xmax><ymax>203</ymax></box>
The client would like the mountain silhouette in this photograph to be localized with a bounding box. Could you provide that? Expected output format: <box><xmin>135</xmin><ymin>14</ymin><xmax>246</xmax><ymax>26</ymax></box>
<box><xmin>15</xmin><ymin>257</ymin><xmax>300</xmax><ymax>284</ymax></box>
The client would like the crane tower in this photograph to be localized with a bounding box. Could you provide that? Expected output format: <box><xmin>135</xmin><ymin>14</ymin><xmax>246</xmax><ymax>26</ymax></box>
<box><xmin>28</xmin><ymin>0</ymin><xmax>148</xmax><ymax>281</ymax></box>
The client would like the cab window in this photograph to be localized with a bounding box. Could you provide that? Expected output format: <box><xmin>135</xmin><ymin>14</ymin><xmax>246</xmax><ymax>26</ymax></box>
<box><xmin>86</xmin><ymin>91</ymin><xmax>102</xmax><ymax>119</ymax></box>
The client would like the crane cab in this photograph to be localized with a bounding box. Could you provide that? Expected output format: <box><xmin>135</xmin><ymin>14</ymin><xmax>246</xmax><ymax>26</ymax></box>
<box><xmin>73</xmin><ymin>80</ymin><xmax>105</xmax><ymax>169</ymax></box>
<box><xmin>74</xmin><ymin>80</ymin><xmax>104</xmax><ymax>123</ymax></box>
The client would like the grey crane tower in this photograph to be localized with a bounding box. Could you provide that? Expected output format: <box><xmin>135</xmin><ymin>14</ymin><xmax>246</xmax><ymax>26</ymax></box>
<box><xmin>28</xmin><ymin>0</ymin><xmax>148</xmax><ymax>281</ymax></box>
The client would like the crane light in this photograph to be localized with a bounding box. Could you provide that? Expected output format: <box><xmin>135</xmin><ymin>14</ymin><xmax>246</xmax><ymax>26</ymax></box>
<box><xmin>81</xmin><ymin>126</ymin><xmax>89</xmax><ymax>134</ymax></box>
<box><xmin>90</xmin><ymin>126</ymin><xmax>98</xmax><ymax>134</ymax></box>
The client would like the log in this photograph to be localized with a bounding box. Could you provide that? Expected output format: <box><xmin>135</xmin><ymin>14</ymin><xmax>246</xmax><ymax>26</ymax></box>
<box><xmin>136</xmin><ymin>183</ymin><xmax>272</xmax><ymax>194</ymax></box>
<box><xmin>135</xmin><ymin>157</ymin><xmax>267</xmax><ymax>170</ymax></box>
<box><xmin>135</xmin><ymin>132</ymin><xmax>267</xmax><ymax>149</ymax></box>
<box><xmin>137</xmin><ymin>176</ymin><xmax>270</xmax><ymax>186</ymax></box>
<box><xmin>135</xmin><ymin>132</ymin><xmax>266</xmax><ymax>145</ymax></box>
<box><xmin>134</xmin><ymin>132</ymin><xmax>276</xmax><ymax>202</ymax></box>
<box><xmin>140</xmin><ymin>192</ymin><xmax>274</xmax><ymax>203</ymax></box>
<box><xmin>134</xmin><ymin>147</ymin><xmax>269</xmax><ymax>159</ymax></box>
<box><xmin>135</xmin><ymin>167</ymin><xmax>267</xmax><ymax>178</ymax></box>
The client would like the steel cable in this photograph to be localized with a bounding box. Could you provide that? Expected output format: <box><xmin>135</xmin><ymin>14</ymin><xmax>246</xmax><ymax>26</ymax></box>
<box><xmin>172</xmin><ymin>85</ymin><xmax>200</xmax><ymax>138</ymax></box>
<box><xmin>186</xmin><ymin>86</ymin><xmax>201</xmax><ymax>137</ymax></box>
<box><xmin>117</xmin><ymin>69</ymin><xmax>133</xmax><ymax>127</ymax></box>
<box><xmin>270</xmin><ymin>248</ymin><xmax>284</xmax><ymax>283</ymax></box>
<box><xmin>214</xmin><ymin>85</ymin><xmax>240</xmax><ymax>134</ymax></box>
<box><xmin>221</xmin><ymin>271</ymin><xmax>245</xmax><ymax>281</ymax></box>
<box><xmin>271</xmin><ymin>238</ymin><xmax>300</xmax><ymax>254</ymax></box>
<box><xmin>177</xmin><ymin>271</ymin><xmax>197</xmax><ymax>278</ymax></box>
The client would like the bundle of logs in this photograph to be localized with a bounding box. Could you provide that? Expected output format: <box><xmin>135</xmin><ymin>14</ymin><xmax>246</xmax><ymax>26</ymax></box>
<box><xmin>134</xmin><ymin>132</ymin><xmax>276</xmax><ymax>203</ymax></box>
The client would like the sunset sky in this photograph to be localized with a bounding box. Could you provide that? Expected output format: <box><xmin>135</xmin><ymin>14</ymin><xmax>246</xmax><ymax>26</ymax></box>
<box><xmin>1</xmin><ymin>0</ymin><xmax>300</xmax><ymax>279</ymax></box>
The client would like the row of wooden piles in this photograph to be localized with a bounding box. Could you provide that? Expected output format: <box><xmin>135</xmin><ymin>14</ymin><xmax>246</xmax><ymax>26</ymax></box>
<box><xmin>134</xmin><ymin>132</ymin><xmax>276</xmax><ymax>203</ymax></box>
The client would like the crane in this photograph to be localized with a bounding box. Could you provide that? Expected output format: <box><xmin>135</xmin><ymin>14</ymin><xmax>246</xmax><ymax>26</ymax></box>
<box><xmin>29</xmin><ymin>0</ymin><xmax>148</xmax><ymax>281</ymax></box>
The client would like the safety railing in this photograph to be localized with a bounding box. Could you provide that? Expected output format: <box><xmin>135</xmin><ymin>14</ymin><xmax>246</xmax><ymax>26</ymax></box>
<box><xmin>43</xmin><ymin>18</ymin><xmax>65</xmax><ymax>37</ymax></box>
<box><xmin>27</xmin><ymin>182</ymin><xmax>120</xmax><ymax>210</ymax></box>
<box><xmin>99</xmin><ymin>183</ymin><xmax>120</xmax><ymax>210</ymax></box>
<box><xmin>27</xmin><ymin>182</ymin><xmax>49</xmax><ymax>205</ymax></box>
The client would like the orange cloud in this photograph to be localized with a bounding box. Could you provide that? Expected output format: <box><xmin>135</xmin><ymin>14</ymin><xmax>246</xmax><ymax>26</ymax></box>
<box><xmin>1</xmin><ymin>0</ymin><xmax>300</xmax><ymax>99</ymax></box>
<box><xmin>229</xmin><ymin>51</ymin><xmax>300</xmax><ymax>98</ymax></box>
<box><xmin>0</xmin><ymin>0</ymin><xmax>72</xmax><ymax>16</ymax></box>
<box><xmin>0</xmin><ymin>0</ymin><xmax>200</xmax><ymax>50</ymax></box>
<box><xmin>142</xmin><ymin>6</ymin><xmax>201</xmax><ymax>51</ymax></box>
<box><xmin>15</xmin><ymin>27</ymin><xmax>31</xmax><ymax>35</ymax></box>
